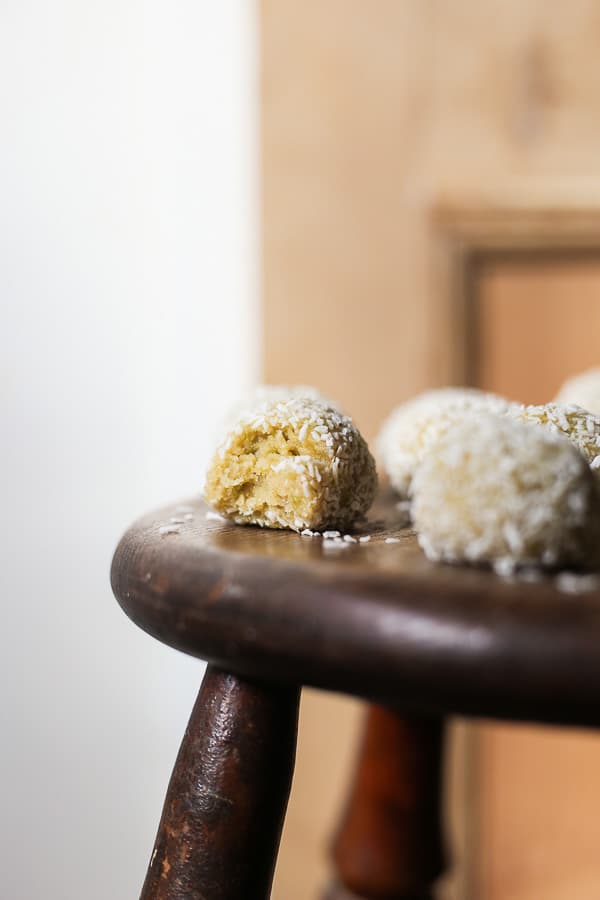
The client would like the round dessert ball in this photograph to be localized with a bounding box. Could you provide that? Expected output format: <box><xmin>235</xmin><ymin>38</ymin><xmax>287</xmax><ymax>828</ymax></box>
<box><xmin>377</xmin><ymin>387</ymin><xmax>513</xmax><ymax>498</ymax></box>
<box><xmin>510</xmin><ymin>402</ymin><xmax>600</xmax><ymax>468</ymax></box>
<box><xmin>219</xmin><ymin>384</ymin><xmax>339</xmax><ymax>435</ymax></box>
<box><xmin>411</xmin><ymin>414</ymin><xmax>600</xmax><ymax>571</ymax></box>
<box><xmin>556</xmin><ymin>368</ymin><xmax>600</xmax><ymax>415</ymax></box>
<box><xmin>204</xmin><ymin>397</ymin><xmax>377</xmax><ymax>532</ymax></box>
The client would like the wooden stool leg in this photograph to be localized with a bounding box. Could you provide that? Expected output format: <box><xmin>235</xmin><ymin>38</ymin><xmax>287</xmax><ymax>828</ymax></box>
<box><xmin>141</xmin><ymin>665</ymin><xmax>300</xmax><ymax>900</ymax></box>
<box><xmin>325</xmin><ymin>706</ymin><xmax>447</xmax><ymax>900</ymax></box>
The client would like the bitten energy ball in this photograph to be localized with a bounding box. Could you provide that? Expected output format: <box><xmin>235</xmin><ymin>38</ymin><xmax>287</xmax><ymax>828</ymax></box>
<box><xmin>220</xmin><ymin>384</ymin><xmax>339</xmax><ymax>435</ymax></box>
<box><xmin>204</xmin><ymin>397</ymin><xmax>377</xmax><ymax>532</ymax></box>
<box><xmin>510</xmin><ymin>402</ymin><xmax>600</xmax><ymax>469</ymax></box>
<box><xmin>412</xmin><ymin>414</ymin><xmax>600</xmax><ymax>572</ymax></box>
<box><xmin>556</xmin><ymin>368</ymin><xmax>600</xmax><ymax>415</ymax></box>
<box><xmin>377</xmin><ymin>388</ymin><xmax>512</xmax><ymax>498</ymax></box>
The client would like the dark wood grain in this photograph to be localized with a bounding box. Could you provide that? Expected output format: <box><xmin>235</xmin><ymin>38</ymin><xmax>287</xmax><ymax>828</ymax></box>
<box><xmin>140</xmin><ymin>666</ymin><xmax>299</xmax><ymax>900</ymax></box>
<box><xmin>111</xmin><ymin>491</ymin><xmax>600</xmax><ymax>726</ymax></box>
<box><xmin>327</xmin><ymin>707</ymin><xmax>445</xmax><ymax>900</ymax></box>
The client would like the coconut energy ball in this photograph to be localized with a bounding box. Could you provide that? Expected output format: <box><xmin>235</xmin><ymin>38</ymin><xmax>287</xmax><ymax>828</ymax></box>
<box><xmin>412</xmin><ymin>414</ymin><xmax>600</xmax><ymax>571</ymax></box>
<box><xmin>204</xmin><ymin>397</ymin><xmax>377</xmax><ymax>532</ymax></box>
<box><xmin>377</xmin><ymin>388</ymin><xmax>513</xmax><ymax>498</ymax></box>
<box><xmin>510</xmin><ymin>402</ymin><xmax>600</xmax><ymax>469</ymax></box>
<box><xmin>556</xmin><ymin>368</ymin><xmax>600</xmax><ymax>415</ymax></box>
<box><xmin>219</xmin><ymin>384</ymin><xmax>339</xmax><ymax>436</ymax></box>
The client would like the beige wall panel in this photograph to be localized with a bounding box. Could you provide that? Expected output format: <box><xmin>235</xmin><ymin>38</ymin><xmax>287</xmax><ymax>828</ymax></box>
<box><xmin>272</xmin><ymin>691</ymin><xmax>364</xmax><ymax>900</ymax></box>
<box><xmin>261</xmin><ymin>0</ymin><xmax>433</xmax><ymax>440</ymax></box>
<box><xmin>263</xmin><ymin>0</ymin><xmax>600</xmax><ymax>436</ymax></box>
<box><xmin>476</xmin><ymin>256</ymin><xmax>600</xmax><ymax>404</ymax></box>
<box><xmin>479</xmin><ymin>724</ymin><xmax>600</xmax><ymax>900</ymax></box>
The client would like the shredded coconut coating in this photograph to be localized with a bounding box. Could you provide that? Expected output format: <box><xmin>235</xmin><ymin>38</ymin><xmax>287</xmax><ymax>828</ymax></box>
<box><xmin>204</xmin><ymin>397</ymin><xmax>377</xmax><ymax>532</ymax></box>
<box><xmin>377</xmin><ymin>388</ymin><xmax>513</xmax><ymax>498</ymax></box>
<box><xmin>222</xmin><ymin>384</ymin><xmax>338</xmax><ymax>432</ymax></box>
<box><xmin>556</xmin><ymin>368</ymin><xmax>600</xmax><ymax>415</ymax></box>
<box><xmin>412</xmin><ymin>414</ymin><xmax>600</xmax><ymax>571</ymax></box>
<box><xmin>510</xmin><ymin>402</ymin><xmax>600</xmax><ymax>468</ymax></box>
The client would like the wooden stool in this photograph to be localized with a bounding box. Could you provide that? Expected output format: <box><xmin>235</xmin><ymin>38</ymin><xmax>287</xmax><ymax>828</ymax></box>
<box><xmin>111</xmin><ymin>490</ymin><xmax>600</xmax><ymax>899</ymax></box>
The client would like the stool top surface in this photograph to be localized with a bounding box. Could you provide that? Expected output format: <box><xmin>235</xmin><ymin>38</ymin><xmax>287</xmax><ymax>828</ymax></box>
<box><xmin>111</xmin><ymin>490</ymin><xmax>600</xmax><ymax>727</ymax></box>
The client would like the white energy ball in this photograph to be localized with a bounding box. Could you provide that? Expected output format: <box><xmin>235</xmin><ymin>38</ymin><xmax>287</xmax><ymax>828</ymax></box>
<box><xmin>510</xmin><ymin>402</ymin><xmax>600</xmax><ymax>469</ymax></box>
<box><xmin>377</xmin><ymin>388</ymin><xmax>513</xmax><ymax>498</ymax></box>
<box><xmin>556</xmin><ymin>368</ymin><xmax>600</xmax><ymax>415</ymax></box>
<box><xmin>204</xmin><ymin>397</ymin><xmax>377</xmax><ymax>532</ymax></box>
<box><xmin>220</xmin><ymin>384</ymin><xmax>339</xmax><ymax>434</ymax></box>
<box><xmin>412</xmin><ymin>414</ymin><xmax>600</xmax><ymax>572</ymax></box>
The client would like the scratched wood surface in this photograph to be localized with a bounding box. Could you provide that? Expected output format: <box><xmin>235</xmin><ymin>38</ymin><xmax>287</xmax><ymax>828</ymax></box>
<box><xmin>111</xmin><ymin>490</ymin><xmax>600</xmax><ymax>728</ymax></box>
<box><xmin>140</xmin><ymin>667</ymin><xmax>299</xmax><ymax>900</ymax></box>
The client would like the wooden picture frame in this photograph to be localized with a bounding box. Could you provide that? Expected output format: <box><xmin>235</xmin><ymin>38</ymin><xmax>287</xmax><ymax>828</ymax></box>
<box><xmin>431</xmin><ymin>184</ymin><xmax>600</xmax><ymax>388</ymax></box>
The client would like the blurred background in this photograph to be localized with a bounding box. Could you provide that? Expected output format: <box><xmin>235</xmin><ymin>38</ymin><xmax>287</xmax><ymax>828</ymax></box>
<box><xmin>4</xmin><ymin>1</ymin><xmax>600</xmax><ymax>898</ymax></box>
<box><xmin>1</xmin><ymin>3</ymin><xmax>256</xmax><ymax>899</ymax></box>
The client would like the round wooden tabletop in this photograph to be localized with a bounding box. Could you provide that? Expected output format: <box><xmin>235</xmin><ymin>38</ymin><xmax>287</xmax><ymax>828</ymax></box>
<box><xmin>111</xmin><ymin>490</ymin><xmax>600</xmax><ymax>728</ymax></box>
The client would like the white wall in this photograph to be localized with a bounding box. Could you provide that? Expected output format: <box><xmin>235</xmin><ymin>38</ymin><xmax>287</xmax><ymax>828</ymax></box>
<box><xmin>0</xmin><ymin>3</ymin><xmax>257</xmax><ymax>897</ymax></box>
